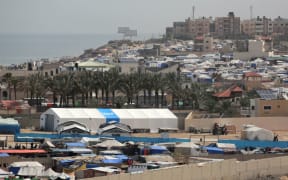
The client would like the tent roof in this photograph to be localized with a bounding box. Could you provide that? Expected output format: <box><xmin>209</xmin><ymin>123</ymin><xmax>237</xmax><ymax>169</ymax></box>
<box><xmin>175</xmin><ymin>142</ymin><xmax>199</xmax><ymax>148</ymax></box>
<box><xmin>41</xmin><ymin>168</ymin><xmax>59</xmax><ymax>177</ymax></box>
<box><xmin>78</xmin><ymin>60</ymin><xmax>114</xmax><ymax>68</ymax></box>
<box><xmin>46</xmin><ymin>108</ymin><xmax>177</xmax><ymax>120</ymax></box>
<box><xmin>65</xmin><ymin>142</ymin><xmax>86</xmax><ymax>148</ymax></box>
<box><xmin>10</xmin><ymin>161</ymin><xmax>44</xmax><ymax>167</ymax></box>
<box><xmin>0</xmin><ymin>168</ymin><xmax>9</xmax><ymax>175</ymax></box>
<box><xmin>49</xmin><ymin>108</ymin><xmax>106</xmax><ymax>120</ymax></box>
<box><xmin>95</xmin><ymin>139</ymin><xmax>124</xmax><ymax>148</ymax></box>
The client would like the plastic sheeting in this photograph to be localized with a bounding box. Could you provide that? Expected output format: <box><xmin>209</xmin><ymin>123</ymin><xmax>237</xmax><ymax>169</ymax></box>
<box><xmin>241</xmin><ymin>125</ymin><xmax>274</xmax><ymax>141</ymax></box>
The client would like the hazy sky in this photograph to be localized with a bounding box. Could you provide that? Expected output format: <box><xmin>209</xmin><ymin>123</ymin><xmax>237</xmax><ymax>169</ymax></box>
<box><xmin>0</xmin><ymin>0</ymin><xmax>287</xmax><ymax>35</ymax></box>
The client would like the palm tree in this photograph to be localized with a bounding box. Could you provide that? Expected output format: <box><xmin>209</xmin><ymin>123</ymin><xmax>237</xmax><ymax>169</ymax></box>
<box><xmin>108</xmin><ymin>68</ymin><xmax>121</xmax><ymax>107</ymax></box>
<box><xmin>119</xmin><ymin>72</ymin><xmax>141</xmax><ymax>105</ymax></box>
<box><xmin>141</xmin><ymin>73</ymin><xmax>154</xmax><ymax>106</ymax></box>
<box><xmin>2</xmin><ymin>72</ymin><xmax>12</xmax><ymax>100</ymax></box>
<box><xmin>11</xmin><ymin>77</ymin><xmax>21</xmax><ymax>100</ymax></box>
<box><xmin>165</xmin><ymin>72</ymin><xmax>181</xmax><ymax>109</ymax></box>
<box><xmin>75</xmin><ymin>71</ymin><xmax>93</xmax><ymax>106</ymax></box>
<box><xmin>151</xmin><ymin>73</ymin><xmax>164</xmax><ymax>108</ymax></box>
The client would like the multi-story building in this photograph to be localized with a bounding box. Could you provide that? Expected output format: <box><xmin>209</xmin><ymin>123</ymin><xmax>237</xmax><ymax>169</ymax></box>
<box><xmin>194</xmin><ymin>35</ymin><xmax>214</xmax><ymax>52</ymax></box>
<box><xmin>185</xmin><ymin>17</ymin><xmax>211</xmax><ymax>38</ymax></box>
<box><xmin>273</xmin><ymin>16</ymin><xmax>288</xmax><ymax>35</ymax></box>
<box><xmin>215</xmin><ymin>12</ymin><xmax>241</xmax><ymax>38</ymax></box>
<box><xmin>166</xmin><ymin>17</ymin><xmax>212</xmax><ymax>39</ymax></box>
<box><xmin>241</xmin><ymin>16</ymin><xmax>273</xmax><ymax>37</ymax></box>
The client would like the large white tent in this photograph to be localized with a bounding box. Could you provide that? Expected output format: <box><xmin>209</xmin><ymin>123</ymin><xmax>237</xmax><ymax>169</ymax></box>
<box><xmin>40</xmin><ymin>108</ymin><xmax>178</xmax><ymax>133</ymax></box>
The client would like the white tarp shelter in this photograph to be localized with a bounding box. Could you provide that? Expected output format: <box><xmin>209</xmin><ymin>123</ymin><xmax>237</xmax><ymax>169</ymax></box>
<box><xmin>40</xmin><ymin>108</ymin><xmax>178</xmax><ymax>133</ymax></box>
<box><xmin>175</xmin><ymin>142</ymin><xmax>200</xmax><ymax>156</ymax></box>
<box><xmin>241</xmin><ymin>125</ymin><xmax>274</xmax><ymax>141</ymax></box>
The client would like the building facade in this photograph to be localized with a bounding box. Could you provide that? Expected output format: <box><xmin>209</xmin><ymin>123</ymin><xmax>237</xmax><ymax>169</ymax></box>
<box><xmin>214</xmin><ymin>12</ymin><xmax>241</xmax><ymax>38</ymax></box>
<box><xmin>241</xmin><ymin>16</ymin><xmax>273</xmax><ymax>37</ymax></box>
<box><xmin>273</xmin><ymin>16</ymin><xmax>288</xmax><ymax>35</ymax></box>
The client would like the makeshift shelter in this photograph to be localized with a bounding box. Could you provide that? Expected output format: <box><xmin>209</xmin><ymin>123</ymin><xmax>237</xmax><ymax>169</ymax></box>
<box><xmin>241</xmin><ymin>125</ymin><xmax>274</xmax><ymax>141</ymax></box>
<box><xmin>95</xmin><ymin>139</ymin><xmax>124</xmax><ymax>149</ymax></box>
<box><xmin>80</xmin><ymin>137</ymin><xmax>101</xmax><ymax>146</ymax></box>
<box><xmin>9</xmin><ymin>161</ymin><xmax>44</xmax><ymax>176</ymax></box>
<box><xmin>98</xmin><ymin>122</ymin><xmax>132</xmax><ymax>135</ymax></box>
<box><xmin>175</xmin><ymin>142</ymin><xmax>200</xmax><ymax>156</ymax></box>
<box><xmin>203</xmin><ymin>147</ymin><xmax>224</xmax><ymax>154</ymax></box>
<box><xmin>40</xmin><ymin>108</ymin><xmax>178</xmax><ymax>133</ymax></box>
<box><xmin>40</xmin><ymin>168</ymin><xmax>59</xmax><ymax>179</ymax></box>
<box><xmin>149</xmin><ymin>145</ymin><xmax>169</xmax><ymax>155</ymax></box>
<box><xmin>0</xmin><ymin>117</ymin><xmax>20</xmax><ymax>134</ymax></box>
<box><xmin>0</xmin><ymin>168</ymin><xmax>10</xmax><ymax>178</ymax></box>
<box><xmin>58</xmin><ymin>124</ymin><xmax>90</xmax><ymax>134</ymax></box>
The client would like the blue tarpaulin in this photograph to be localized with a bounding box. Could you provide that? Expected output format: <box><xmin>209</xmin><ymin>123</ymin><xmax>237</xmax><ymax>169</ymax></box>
<box><xmin>149</xmin><ymin>145</ymin><xmax>168</xmax><ymax>154</ymax></box>
<box><xmin>203</xmin><ymin>147</ymin><xmax>224</xmax><ymax>154</ymax></box>
<box><xmin>102</xmin><ymin>158</ymin><xmax>122</xmax><ymax>164</ymax></box>
<box><xmin>0</xmin><ymin>153</ymin><xmax>9</xmax><ymax>157</ymax></box>
<box><xmin>65</xmin><ymin>142</ymin><xmax>86</xmax><ymax>148</ymax></box>
<box><xmin>86</xmin><ymin>164</ymin><xmax>99</xmax><ymax>169</ymax></box>
<box><xmin>114</xmin><ymin>155</ymin><xmax>129</xmax><ymax>161</ymax></box>
<box><xmin>98</xmin><ymin>109</ymin><xmax>120</xmax><ymax>123</ymax></box>
<box><xmin>60</xmin><ymin>159</ymin><xmax>75</xmax><ymax>166</ymax></box>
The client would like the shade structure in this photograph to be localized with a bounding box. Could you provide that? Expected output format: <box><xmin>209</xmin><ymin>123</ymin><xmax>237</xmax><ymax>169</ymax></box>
<box><xmin>40</xmin><ymin>108</ymin><xmax>178</xmax><ymax>133</ymax></box>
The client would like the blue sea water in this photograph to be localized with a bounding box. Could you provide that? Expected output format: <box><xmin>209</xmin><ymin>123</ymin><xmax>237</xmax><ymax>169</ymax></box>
<box><xmin>0</xmin><ymin>33</ymin><xmax>153</xmax><ymax>66</ymax></box>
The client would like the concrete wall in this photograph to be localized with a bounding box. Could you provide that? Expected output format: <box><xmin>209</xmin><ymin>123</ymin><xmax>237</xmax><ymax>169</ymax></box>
<box><xmin>85</xmin><ymin>156</ymin><xmax>288</xmax><ymax>180</ymax></box>
<box><xmin>185</xmin><ymin>114</ymin><xmax>288</xmax><ymax>132</ymax></box>
<box><xmin>255</xmin><ymin>99</ymin><xmax>288</xmax><ymax>117</ymax></box>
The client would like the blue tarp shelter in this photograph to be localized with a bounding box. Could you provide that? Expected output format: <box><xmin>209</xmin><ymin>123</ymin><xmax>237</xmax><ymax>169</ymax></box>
<box><xmin>203</xmin><ymin>147</ymin><xmax>224</xmax><ymax>154</ymax></box>
<box><xmin>65</xmin><ymin>142</ymin><xmax>86</xmax><ymax>148</ymax></box>
<box><xmin>149</xmin><ymin>145</ymin><xmax>168</xmax><ymax>154</ymax></box>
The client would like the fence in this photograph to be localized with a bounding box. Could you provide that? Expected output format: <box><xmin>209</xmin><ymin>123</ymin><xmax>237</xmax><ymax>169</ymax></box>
<box><xmin>14</xmin><ymin>133</ymin><xmax>190</xmax><ymax>144</ymax></box>
<box><xmin>219</xmin><ymin>139</ymin><xmax>288</xmax><ymax>149</ymax></box>
<box><xmin>85</xmin><ymin>156</ymin><xmax>288</xmax><ymax>180</ymax></box>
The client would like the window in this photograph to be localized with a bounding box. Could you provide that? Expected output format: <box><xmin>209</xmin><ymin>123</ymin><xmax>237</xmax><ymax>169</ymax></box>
<box><xmin>264</xmin><ymin>106</ymin><xmax>271</xmax><ymax>110</ymax></box>
<box><xmin>251</xmin><ymin>106</ymin><xmax>255</xmax><ymax>110</ymax></box>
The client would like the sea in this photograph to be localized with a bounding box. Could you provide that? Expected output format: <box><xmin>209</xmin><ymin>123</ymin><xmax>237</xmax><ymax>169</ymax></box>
<box><xmin>0</xmin><ymin>33</ymin><xmax>154</xmax><ymax>66</ymax></box>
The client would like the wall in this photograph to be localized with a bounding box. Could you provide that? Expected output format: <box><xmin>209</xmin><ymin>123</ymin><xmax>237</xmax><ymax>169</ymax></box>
<box><xmin>184</xmin><ymin>114</ymin><xmax>288</xmax><ymax>132</ymax></box>
<box><xmin>85</xmin><ymin>156</ymin><xmax>288</xmax><ymax>180</ymax></box>
<box><xmin>255</xmin><ymin>99</ymin><xmax>288</xmax><ymax>117</ymax></box>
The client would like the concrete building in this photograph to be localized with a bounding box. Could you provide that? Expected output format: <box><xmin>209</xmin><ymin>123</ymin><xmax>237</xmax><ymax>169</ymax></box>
<box><xmin>185</xmin><ymin>17</ymin><xmax>211</xmax><ymax>38</ymax></box>
<box><xmin>215</xmin><ymin>12</ymin><xmax>241</xmax><ymax>38</ymax></box>
<box><xmin>234</xmin><ymin>40</ymin><xmax>273</xmax><ymax>60</ymax></box>
<box><xmin>243</xmin><ymin>72</ymin><xmax>262</xmax><ymax>91</ymax></box>
<box><xmin>273</xmin><ymin>16</ymin><xmax>288</xmax><ymax>35</ymax></box>
<box><xmin>167</xmin><ymin>17</ymin><xmax>211</xmax><ymax>39</ymax></box>
<box><xmin>194</xmin><ymin>35</ymin><xmax>214</xmax><ymax>52</ymax></box>
<box><xmin>250</xmin><ymin>98</ymin><xmax>288</xmax><ymax>117</ymax></box>
<box><xmin>241</xmin><ymin>16</ymin><xmax>273</xmax><ymax>36</ymax></box>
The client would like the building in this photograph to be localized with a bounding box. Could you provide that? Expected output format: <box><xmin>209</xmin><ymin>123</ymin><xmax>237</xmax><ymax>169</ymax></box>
<box><xmin>167</xmin><ymin>17</ymin><xmax>211</xmax><ymax>39</ymax></box>
<box><xmin>243</xmin><ymin>72</ymin><xmax>262</xmax><ymax>91</ymax></box>
<box><xmin>40</xmin><ymin>108</ymin><xmax>178</xmax><ymax>133</ymax></box>
<box><xmin>185</xmin><ymin>17</ymin><xmax>211</xmax><ymax>38</ymax></box>
<box><xmin>241</xmin><ymin>16</ymin><xmax>273</xmax><ymax>37</ymax></box>
<box><xmin>234</xmin><ymin>40</ymin><xmax>273</xmax><ymax>60</ymax></box>
<box><xmin>194</xmin><ymin>35</ymin><xmax>214</xmax><ymax>52</ymax></box>
<box><xmin>250</xmin><ymin>90</ymin><xmax>288</xmax><ymax>117</ymax></box>
<box><xmin>273</xmin><ymin>16</ymin><xmax>288</xmax><ymax>36</ymax></box>
<box><xmin>215</xmin><ymin>12</ymin><xmax>241</xmax><ymax>38</ymax></box>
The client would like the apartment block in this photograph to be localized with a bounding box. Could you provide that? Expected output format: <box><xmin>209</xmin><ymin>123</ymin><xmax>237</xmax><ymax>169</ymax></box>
<box><xmin>241</xmin><ymin>16</ymin><xmax>273</xmax><ymax>37</ymax></box>
<box><xmin>214</xmin><ymin>12</ymin><xmax>241</xmax><ymax>38</ymax></box>
<box><xmin>273</xmin><ymin>16</ymin><xmax>288</xmax><ymax>35</ymax></box>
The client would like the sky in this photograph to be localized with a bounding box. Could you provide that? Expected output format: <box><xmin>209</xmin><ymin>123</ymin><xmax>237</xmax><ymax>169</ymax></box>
<box><xmin>0</xmin><ymin>0</ymin><xmax>287</xmax><ymax>35</ymax></box>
